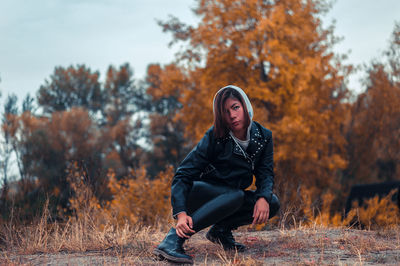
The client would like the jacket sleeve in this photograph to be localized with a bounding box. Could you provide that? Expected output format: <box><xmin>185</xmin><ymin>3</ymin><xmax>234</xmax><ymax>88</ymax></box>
<box><xmin>171</xmin><ymin>129</ymin><xmax>213</xmax><ymax>217</ymax></box>
<box><xmin>254</xmin><ymin>130</ymin><xmax>274</xmax><ymax>204</ymax></box>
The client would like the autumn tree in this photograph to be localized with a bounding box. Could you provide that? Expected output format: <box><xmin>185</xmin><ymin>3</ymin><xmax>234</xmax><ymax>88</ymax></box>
<box><xmin>0</xmin><ymin>95</ymin><xmax>44</xmax><ymax>219</ymax></box>
<box><xmin>345</xmin><ymin>23</ymin><xmax>400</xmax><ymax>186</ymax></box>
<box><xmin>37</xmin><ymin>65</ymin><xmax>103</xmax><ymax>116</ymax></box>
<box><xmin>145</xmin><ymin>64</ymin><xmax>193</xmax><ymax>176</ymax></box>
<box><xmin>13</xmin><ymin>108</ymin><xmax>110</xmax><ymax>218</ymax></box>
<box><xmin>155</xmin><ymin>0</ymin><xmax>351</xmax><ymax>207</ymax></box>
<box><xmin>1</xmin><ymin>63</ymin><xmax>159</xmax><ymax>221</ymax></box>
<box><xmin>36</xmin><ymin>63</ymin><xmax>148</xmax><ymax>180</ymax></box>
<box><xmin>100</xmin><ymin>63</ymin><xmax>149</xmax><ymax>177</ymax></box>
<box><xmin>102</xmin><ymin>63</ymin><xmax>149</xmax><ymax>125</ymax></box>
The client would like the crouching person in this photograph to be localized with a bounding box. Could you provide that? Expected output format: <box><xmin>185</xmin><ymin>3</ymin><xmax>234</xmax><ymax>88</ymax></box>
<box><xmin>153</xmin><ymin>85</ymin><xmax>280</xmax><ymax>264</ymax></box>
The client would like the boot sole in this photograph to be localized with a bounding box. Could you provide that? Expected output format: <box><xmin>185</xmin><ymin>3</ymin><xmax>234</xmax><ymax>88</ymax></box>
<box><xmin>153</xmin><ymin>248</ymin><xmax>193</xmax><ymax>264</ymax></box>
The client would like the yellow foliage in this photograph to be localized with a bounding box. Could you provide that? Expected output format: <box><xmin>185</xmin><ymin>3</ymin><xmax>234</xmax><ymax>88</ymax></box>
<box><xmin>65</xmin><ymin>162</ymin><xmax>174</xmax><ymax>228</ymax></box>
<box><xmin>313</xmin><ymin>191</ymin><xmax>343</xmax><ymax>227</ymax></box>
<box><xmin>345</xmin><ymin>190</ymin><xmax>400</xmax><ymax>229</ymax></box>
<box><xmin>106</xmin><ymin>166</ymin><xmax>174</xmax><ymax>226</ymax></box>
<box><xmin>297</xmin><ymin>186</ymin><xmax>399</xmax><ymax>229</ymax></box>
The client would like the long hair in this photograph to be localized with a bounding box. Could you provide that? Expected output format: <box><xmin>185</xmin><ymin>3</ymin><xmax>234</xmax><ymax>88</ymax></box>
<box><xmin>213</xmin><ymin>87</ymin><xmax>250</xmax><ymax>138</ymax></box>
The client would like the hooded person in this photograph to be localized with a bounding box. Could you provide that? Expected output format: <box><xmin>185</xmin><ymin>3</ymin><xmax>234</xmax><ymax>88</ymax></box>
<box><xmin>153</xmin><ymin>85</ymin><xmax>280</xmax><ymax>264</ymax></box>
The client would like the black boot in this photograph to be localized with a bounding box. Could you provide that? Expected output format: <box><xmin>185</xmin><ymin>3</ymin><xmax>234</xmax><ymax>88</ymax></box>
<box><xmin>153</xmin><ymin>228</ymin><xmax>193</xmax><ymax>264</ymax></box>
<box><xmin>206</xmin><ymin>225</ymin><xmax>246</xmax><ymax>251</ymax></box>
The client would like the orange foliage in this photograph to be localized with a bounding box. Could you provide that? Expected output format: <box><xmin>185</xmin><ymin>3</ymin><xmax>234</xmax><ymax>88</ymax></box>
<box><xmin>345</xmin><ymin>190</ymin><xmax>400</xmax><ymax>229</ymax></box>
<box><xmin>106</xmin><ymin>166</ymin><xmax>174</xmax><ymax>226</ymax></box>
<box><xmin>65</xmin><ymin>162</ymin><xmax>174</xmax><ymax>227</ymax></box>
<box><xmin>48</xmin><ymin>107</ymin><xmax>100</xmax><ymax>160</ymax></box>
<box><xmin>301</xmin><ymin>188</ymin><xmax>343</xmax><ymax>227</ymax></box>
<box><xmin>294</xmin><ymin>186</ymin><xmax>399</xmax><ymax>229</ymax></box>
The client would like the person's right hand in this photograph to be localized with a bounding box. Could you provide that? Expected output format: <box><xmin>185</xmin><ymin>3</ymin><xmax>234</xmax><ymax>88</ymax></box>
<box><xmin>176</xmin><ymin>212</ymin><xmax>195</xmax><ymax>238</ymax></box>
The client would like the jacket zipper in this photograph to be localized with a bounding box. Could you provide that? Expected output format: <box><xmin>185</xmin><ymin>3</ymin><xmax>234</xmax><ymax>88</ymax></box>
<box><xmin>230</xmin><ymin>135</ymin><xmax>254</xmax><ymax>171</ymax></box>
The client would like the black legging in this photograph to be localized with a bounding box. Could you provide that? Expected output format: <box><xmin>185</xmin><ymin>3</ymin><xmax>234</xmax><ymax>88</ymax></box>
<box><xmin>186</xmin><ymin>181</ymin><xmax>280</xmax><ymax>232</ymax></box>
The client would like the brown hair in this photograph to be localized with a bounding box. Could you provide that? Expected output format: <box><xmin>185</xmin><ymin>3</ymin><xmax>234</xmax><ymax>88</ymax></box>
<box><xmin>213</xmin><ymin>87</ymin><xmax>250</xmax><ymax>138</ymax></box>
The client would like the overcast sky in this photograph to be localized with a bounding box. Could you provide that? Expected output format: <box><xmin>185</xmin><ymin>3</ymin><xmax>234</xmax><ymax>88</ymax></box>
<box><xmin>1</xmin><ymin>0</ymin><xmax>399</xmax><ymax>107</ymax></box>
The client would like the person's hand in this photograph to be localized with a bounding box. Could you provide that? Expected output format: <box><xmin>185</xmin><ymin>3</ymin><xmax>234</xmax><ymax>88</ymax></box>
<box><xmin>252</xmin><ymin>197</ymin><xmax>270</xmax><ymax>225</ymax></box>
<box><xmin>176</xmin><ymin>212</ymin><xmax>195</xmax><ymax>238</ymax></box>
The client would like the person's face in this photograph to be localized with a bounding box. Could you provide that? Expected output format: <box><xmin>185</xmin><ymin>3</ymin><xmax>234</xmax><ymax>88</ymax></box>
<box><xmin>223</xmin><ymin>97</ymin><xmax>246</xmax><ymax>136</ymax></box>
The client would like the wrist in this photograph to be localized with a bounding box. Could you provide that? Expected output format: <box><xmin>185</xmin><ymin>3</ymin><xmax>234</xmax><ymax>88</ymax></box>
<box><xmin>177</xmin><ymin>212</ymin><xmax>187</xmax><ymax>219</ymax></box>
<box><xmin>257</xmin><ymin>197</ymin><xmax>268</xmax><ymax>203</ymax></box>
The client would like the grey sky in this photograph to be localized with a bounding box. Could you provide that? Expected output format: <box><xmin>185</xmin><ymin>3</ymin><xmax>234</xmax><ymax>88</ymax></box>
<box><xmin>0</xmin><ymin>0</ymin><xmax>399</xmax><ymax>107</ymax></box>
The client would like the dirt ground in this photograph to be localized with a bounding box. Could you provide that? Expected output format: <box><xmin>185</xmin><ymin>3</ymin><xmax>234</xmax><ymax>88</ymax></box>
<box><xmin>2</xmin><ymin>227</ymin><xmax>400</xmax><ymax>265</ymax></box>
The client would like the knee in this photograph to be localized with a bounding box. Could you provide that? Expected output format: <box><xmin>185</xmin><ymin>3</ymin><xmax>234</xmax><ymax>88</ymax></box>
<box><xmin>228</xmin><ymin>189</ymin><xmax>245</xmax><ymax>208</ymax></box>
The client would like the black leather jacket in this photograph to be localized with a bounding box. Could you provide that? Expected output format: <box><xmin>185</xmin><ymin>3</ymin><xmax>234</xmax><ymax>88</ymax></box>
<box><xmin>171</xmin><ymin>121</ymin><xmax>275</xmax><ymax>217</ymax></box>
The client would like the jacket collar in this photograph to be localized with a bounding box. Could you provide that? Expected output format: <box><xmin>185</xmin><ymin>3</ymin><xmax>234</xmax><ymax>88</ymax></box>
<box><xmin>247</xmin><ymin>122</ymin><xmax>263</xmax><ymax>158</ymax></box>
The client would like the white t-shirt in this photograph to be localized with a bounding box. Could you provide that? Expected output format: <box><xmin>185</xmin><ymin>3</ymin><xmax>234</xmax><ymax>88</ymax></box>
<box><xmin>229</xmin><ymin>125</ymin><xmax>251</xmax><ymax>150</ymax></box>
<box><xmin>230</xmin><ymin>134</ymin><xmax>250</xmax><ymax>150</ymax></box>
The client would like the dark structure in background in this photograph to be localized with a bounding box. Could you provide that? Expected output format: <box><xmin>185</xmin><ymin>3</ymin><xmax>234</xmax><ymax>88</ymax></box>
<box><xmin>345</xmin><ymin>181</ymin><xmax>400</xmax><ymax>214</ymax></box>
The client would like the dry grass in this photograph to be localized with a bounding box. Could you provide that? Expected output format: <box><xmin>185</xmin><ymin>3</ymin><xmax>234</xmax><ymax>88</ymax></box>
<box><xmin>1</xmin><ymin>219</ymin><xmax>400</xmax><ymax>265</ymax></box>
<box><xmin>0</xmin><ymin>201</ymin><xmax>165</xmax><ymax>259</ymax></box>
<box><xmin>1</xmin><ymin>200</ymin><xmax>400</xmax><ymax>265</ymax></box>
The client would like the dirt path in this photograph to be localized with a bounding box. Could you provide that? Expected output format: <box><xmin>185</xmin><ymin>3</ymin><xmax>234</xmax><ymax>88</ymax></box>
<box><xmin>2</xmin><ymin>228</ymin><xmax>400</xmax><ymax>265</ymax></box>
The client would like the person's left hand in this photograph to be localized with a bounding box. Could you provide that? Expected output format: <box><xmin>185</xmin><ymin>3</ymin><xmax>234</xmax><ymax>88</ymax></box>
<box><xmin>252</xmin><ymin>197</ymin><xmax>270</xmax><ymax>225</ymax></box>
